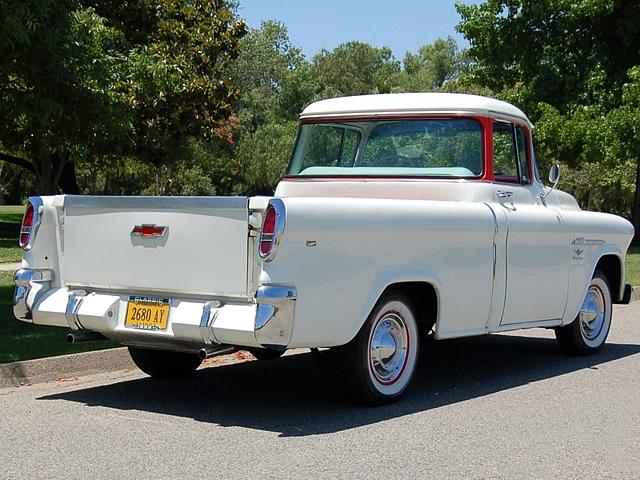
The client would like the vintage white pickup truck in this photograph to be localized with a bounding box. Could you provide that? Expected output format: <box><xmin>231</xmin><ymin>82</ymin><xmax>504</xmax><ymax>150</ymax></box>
<box><xmin>14</xmin><ymin>93</ymin><xmax>635</xmax><ymax>404</ymax></box>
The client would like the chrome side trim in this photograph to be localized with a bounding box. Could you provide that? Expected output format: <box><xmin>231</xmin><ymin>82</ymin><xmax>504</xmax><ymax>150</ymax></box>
<box><xmin>65</xmin><ymin>290</ymin><xmax>88</xmax><ymax>331</ymax></box>
<box><xmin>254</xmin><ymin>284</ymin><xmax>297</xmax><ymax>349</ymax></box>
<box><xmin>13</xmin><ymin>268</ymin><xmax>52</xmax><ymax>321</ymax></box>
<box><xmin>199</xmin><ymin>300</ymin><xmax>222</xmax><ymax>345</ymax></box>
<box><xmin>260</xmin><ymin>198</ymin><xmax>286</xmax><ymax>262</ymax></box>
<box><xmin>484</xmin><ymin>202</ymin><xmax>499</xmax><ymax>234</ymax></box>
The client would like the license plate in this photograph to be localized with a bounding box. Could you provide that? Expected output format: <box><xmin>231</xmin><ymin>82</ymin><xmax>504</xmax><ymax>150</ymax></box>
<box><xmin>125</xmin><ymin>296</ymin><xmax>170</xmax><ymax>331</ymax></box>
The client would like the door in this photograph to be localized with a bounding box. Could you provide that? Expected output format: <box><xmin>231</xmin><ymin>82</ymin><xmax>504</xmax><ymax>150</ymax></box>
<box><xmin>492</xmin><ymin>121</ymin><xmax>570</xmax><ymax>325</ymax></box>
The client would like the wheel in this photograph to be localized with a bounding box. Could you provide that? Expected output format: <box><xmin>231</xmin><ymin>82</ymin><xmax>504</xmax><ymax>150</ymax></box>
<box><xmin>555</xmin><ymin>271</ymin><xmax>612</xmax><ymax>355</ymax></box>
<box><xmin>128</xmin><ymin>347</ymin><xmax>202</xmax><ymax>378</ymax></box>
<box><xmin>247</xmin><ymin>348</ymin><xmax>285</xmax><ymax>361</ymax></box>
<box><xmin>343</xmin><ymin>292</ymin><xmax>420</xmax><ymax>405</ymax></box>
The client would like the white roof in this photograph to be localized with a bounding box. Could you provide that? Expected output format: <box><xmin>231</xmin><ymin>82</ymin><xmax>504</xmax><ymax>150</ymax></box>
<box><xmin>300</xmin><ymin>93</ymin><xmax>531</xmax><ymax>126</ymax></box>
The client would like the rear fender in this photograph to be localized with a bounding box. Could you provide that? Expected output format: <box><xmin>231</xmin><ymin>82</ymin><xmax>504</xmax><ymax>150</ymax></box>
<box><xmin>348</xmin><ymin>267</ymin><xmax>442</xmax><ymax>344</ymax></box>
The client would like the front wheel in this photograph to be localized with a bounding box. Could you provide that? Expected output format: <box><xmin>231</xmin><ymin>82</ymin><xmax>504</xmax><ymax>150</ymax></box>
<box><xmin>555</xmin><ymin>271</ymin><xmax>612</xmax><ymax>355</ymax></box>
<box><xmin>128</xmin><ymin>347</ymin><xmax>202</xmax><ymax>378</ymax></box>
<box><xmin>343</xmin><ymin>292</ymin><xmax>420</xmax><ymax>405</ymax></box>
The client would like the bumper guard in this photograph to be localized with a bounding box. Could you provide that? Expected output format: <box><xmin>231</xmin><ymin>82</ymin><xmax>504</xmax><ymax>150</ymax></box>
<box><xmin>254</xmin><ymin>285</ymin><xmax>297</xmax><ymax>350</ymax></box>
<box><xmin>13</xmin><ymin>269</ymin><xmax>52</xmax><ymax>321</ymax></box>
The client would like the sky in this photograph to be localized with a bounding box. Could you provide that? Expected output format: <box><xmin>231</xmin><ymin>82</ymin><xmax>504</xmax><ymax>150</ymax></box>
<box><xmin>237</xmin><ymin>0</ymin><xmax>476</xmax><ymax>61</ymax></box>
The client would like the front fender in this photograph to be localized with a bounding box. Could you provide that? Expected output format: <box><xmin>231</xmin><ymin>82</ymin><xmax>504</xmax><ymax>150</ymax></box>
<box><xmin>563</xmin><ymin>243</ymin><xmax>625</xmax><ymax>325</ymax></box>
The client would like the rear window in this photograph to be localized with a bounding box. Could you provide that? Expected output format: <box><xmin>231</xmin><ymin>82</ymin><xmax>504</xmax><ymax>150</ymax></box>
<box><xmin>287</xmin><ymin>118</ymin><xmax>484</xmax><ymax>177</ymax></box>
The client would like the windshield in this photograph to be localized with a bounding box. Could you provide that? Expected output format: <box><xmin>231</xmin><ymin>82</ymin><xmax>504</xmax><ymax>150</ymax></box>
<box><xmin>287</xmin><ymin>118</ymin><xmax>483</xmax><ymax>177</ymax></box>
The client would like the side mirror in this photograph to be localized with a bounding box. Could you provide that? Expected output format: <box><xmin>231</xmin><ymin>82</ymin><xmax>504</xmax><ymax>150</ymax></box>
<box><xmin>548</xmin><ymin>164</ymin><xmax>560</xmax><ymax>185</ymax></box>
<box><xmin>541</xmin><ymin>164</ymin><xmax>560</xmax><ymax>202</ymax></box>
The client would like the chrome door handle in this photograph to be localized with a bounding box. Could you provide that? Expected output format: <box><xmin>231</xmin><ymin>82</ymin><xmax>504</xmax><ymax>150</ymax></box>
<box><xmin>496</xmin><ymin>190</ymin><xmax>514</xmax><ymax>199</ymax></box>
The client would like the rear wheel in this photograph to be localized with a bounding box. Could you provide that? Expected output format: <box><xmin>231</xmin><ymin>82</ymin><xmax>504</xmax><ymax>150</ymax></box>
<box><xmin>343</xmin><ymin>292</ymin><xmax>420</xmax><ymax>405</ymax></box>
<box><xmin>128</xmin><ymin>347</ymin><xmax>202</xmax><ymax>378</ymax></box>
<box><xmin>555</xmin><ymin>271</ymin><xmax>612</xmax><ymax>355</ymax></box>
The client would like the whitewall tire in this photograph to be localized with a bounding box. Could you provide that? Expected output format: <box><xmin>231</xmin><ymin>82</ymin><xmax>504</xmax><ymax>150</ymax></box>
<box><xmin>345</xmin><ymin>292</ymin><xmax>420</xmax><ymax>405</ymax></box>
<box><xmin>555</xmin><ymin>271</ymin><xmax>612</xmax><ymax>355</ymax></box>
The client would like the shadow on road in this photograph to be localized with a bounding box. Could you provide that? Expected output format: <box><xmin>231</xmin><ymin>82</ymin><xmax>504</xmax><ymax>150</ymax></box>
<box><xmin>39</xmin><ymin>333</ymin><xmax>640</xmax><ymax>437</ymax></box>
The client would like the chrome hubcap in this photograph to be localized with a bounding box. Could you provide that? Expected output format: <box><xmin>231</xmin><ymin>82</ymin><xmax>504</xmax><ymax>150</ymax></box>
<box><xmin>370</xmin><ymin>313</ymin><xmax>408</xmax><ymax>384</ymax></box>
<box><xmin>579</xmin><ymin>286</ymin><xmax>605</xmax><ymax>340</ymax></box>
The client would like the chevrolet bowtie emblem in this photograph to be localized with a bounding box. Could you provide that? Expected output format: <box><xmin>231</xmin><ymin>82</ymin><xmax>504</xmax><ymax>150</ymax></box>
<box><xmin>130</xmin><ymin>224</ymin><xmax>167</xmax><ymax>238</ymax></box>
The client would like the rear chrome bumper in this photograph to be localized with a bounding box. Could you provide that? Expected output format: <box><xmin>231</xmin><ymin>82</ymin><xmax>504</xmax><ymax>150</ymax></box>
<box><xmin>13</xmin><ymin>268</ymin><xmax>52</xmax><ymax>322</ymax></box>
<box><xmin>13</xmin><ymin>268</ymin><xmax>296</xmax><ymax>352</ymax></box>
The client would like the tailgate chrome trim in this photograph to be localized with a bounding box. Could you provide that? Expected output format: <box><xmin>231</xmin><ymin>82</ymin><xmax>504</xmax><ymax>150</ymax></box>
<box><xmin>62</xmin><ymin>195</ymin><xmax>248</xmax><ymax>210</ymax></box>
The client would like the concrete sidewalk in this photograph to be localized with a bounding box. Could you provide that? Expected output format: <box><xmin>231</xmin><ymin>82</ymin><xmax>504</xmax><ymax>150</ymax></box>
<box><xmin>0</xmin><ymin>262</ymin><xmax>20</xmax><ymax>272</ymax></box>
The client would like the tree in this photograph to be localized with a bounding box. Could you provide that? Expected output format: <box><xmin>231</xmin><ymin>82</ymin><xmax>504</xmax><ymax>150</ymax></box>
<box><xmin>313</xmin><ymin>42</ymin><xmax>401</xmax><ymax>96</ymax></box>
<box><xmin>399</xmin><ymin>37</ymin><xmax>468</xmax><ymax>91</ymax></box>
<box><xmin>236</xmin><ymin>121</ymin><xmax>298</xmax><ymax>195</ymax></box>
<box><xmin>456</xmin><ymin>0</ymin><xmax>640</xmax><ymax>113</ymax></box>
<box><xmin>457</xmin><ymin>0</ymin><xmax>640</xmax><ymax>230</ymax></box>
<box><xmin>0</xmin><ymin>0</ymin><xmax>246</xmax><ymax>194</ymax></box>
<box><xmin>230</xmin><ymin>20</ymin><xmax>304</xmax><ymax>131</ymax></box>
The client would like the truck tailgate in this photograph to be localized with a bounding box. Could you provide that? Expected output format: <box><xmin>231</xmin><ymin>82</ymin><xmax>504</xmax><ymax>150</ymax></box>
<box><xmin>61</xmin><ymin>196</ymin><xmax>251</xmax><ymax>297</ymax></box>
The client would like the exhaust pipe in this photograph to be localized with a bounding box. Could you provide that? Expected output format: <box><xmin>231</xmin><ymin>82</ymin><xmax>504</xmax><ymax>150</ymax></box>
<box><xmin>67</xmin><ymin>331</ymin><xmax>107</xmax><ymax>344</ymax></box>
<box><xmin>198</xmin><ymin>346</ymin><xmax>234</xmax><ymax>360</ymax></box>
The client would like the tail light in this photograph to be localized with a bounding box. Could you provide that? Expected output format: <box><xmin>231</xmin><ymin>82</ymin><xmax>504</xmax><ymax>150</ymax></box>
<box><xmin>259</xmin><ymin>199</ymin><xmax>285</xmax><ymax>261</ymax></box>
<box><xmin>19</xmin><ymin>197</ymin><xmax>43</xmax><ymax>250</ymax></box>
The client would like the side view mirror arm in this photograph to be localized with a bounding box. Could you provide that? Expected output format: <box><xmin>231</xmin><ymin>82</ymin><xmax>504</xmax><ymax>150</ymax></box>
<box><xmin>541</xmin><ymin>164</ymin><xmax>560</xmax><ymax>201</ymax></box>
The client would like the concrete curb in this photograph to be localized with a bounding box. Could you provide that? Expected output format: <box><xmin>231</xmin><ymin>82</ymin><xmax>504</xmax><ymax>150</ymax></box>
<box><xmin>0</xmin><ymin>347</ymin><xmax>134</xmax><ymax>388</ymax></box>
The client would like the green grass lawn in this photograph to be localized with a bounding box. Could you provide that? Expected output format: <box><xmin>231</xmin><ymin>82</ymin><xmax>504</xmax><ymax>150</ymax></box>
<box><xmin>625</xmin><ymin>245</ymin><xmax>640</xmax><ymax>286</ymax></box>
<box><xmin>0</xmin><ymin>205</ymin><xmax>25</xmax><ymax>224</ymax></box>
<box><xmin>0</xmin><ymin>271</ymin><xmax>117</xmax><ymax>364</ymax></box>
<box><xmin>0</xmin><ymin>205</ymin><xmax>23</xmax><ymax>263</ymax></box>
<box><xmin>0</xmin><ymin>237</ymin><xmax>21</xmax><ymax>263</ymax></box>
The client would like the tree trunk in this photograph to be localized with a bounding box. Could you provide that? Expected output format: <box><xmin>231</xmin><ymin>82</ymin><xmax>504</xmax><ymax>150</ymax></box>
<box><xmin>36</xmin><ymin>153</ymin><xmax>55</xmax><ymax>195</ymax></box>
<box><xmin>0</xmin><ymin>149</ymin><xmax>79</xmax><ymax>195</ymax></box>
<box><xmin>57</xmin><ymin>160</ymin><xmax>80</xmax><ymax>194</ymax></box>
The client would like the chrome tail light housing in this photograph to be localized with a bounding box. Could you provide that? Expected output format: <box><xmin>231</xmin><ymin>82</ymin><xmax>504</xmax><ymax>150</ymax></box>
<box><xmin>19</xmin><ymin>197</ymin><xmax>43</xmax><ymax>250</ymax></box>
<box><xmin>259</xmin><ymin>198</ymin><xmax>286</xmax><ymax>261</ymax></box>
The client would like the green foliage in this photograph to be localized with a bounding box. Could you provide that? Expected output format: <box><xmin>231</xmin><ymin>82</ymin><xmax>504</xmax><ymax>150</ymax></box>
<box><xmin>236</xmin><ymin>121</ymin><xmax>298</xmax><ymax>195</ymax></box>
<box><xmin>559</xmin><ymin>161</ymin><xmax>635</xmax><ymax>219</ymax></box>
<box><xmin>456</xmin><ymin>0</ymin><xmax>640</xmax><ymax>113</ymax></box>
<box><xmin>457</xmin><ymin>0</ymin><xmax>640</xmax><ymax>225</ymax></box>
<box><xmin>0</xmin><ymin>0</ymin><xmax>247</xmax><ymax>194</ymax></box>
<box><xmin>396</xmin><ymin>37</ymin><xmax>468</xmax><ymax>92</ymax></box>
<box><xmin>314</xmin><ymin>42</ymin><xmax>401</xmax><ymax>96</ymax></box>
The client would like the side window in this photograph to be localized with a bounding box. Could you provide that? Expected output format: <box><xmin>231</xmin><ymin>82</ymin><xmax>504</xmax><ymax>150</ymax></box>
<box><xmin>515</xmin><ymin>126</ymin><xmax>529</xmax><ymax>183</ymax></box>
<box><xmin>492</xmin><ymin>122</ymin><xmax>518</xmax><ymax>179</ymax></box>
<box><xmin>300</xmin><ymin>125</ymin><xmax>359</xmax><ymax>170</ymax></box>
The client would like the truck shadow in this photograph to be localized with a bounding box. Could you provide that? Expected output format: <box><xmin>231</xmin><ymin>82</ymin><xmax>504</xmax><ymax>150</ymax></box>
<box><xmin>39</xmin><ymin>333</ymin><xmax>640</xmax><ymax>437</ymax></box>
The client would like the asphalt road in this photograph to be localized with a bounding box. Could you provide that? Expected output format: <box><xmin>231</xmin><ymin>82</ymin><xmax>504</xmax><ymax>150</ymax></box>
<box><xmin>1</xmin><ymin>305</ymin><xmax>639</xmax><ymax>480</ymax></box>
